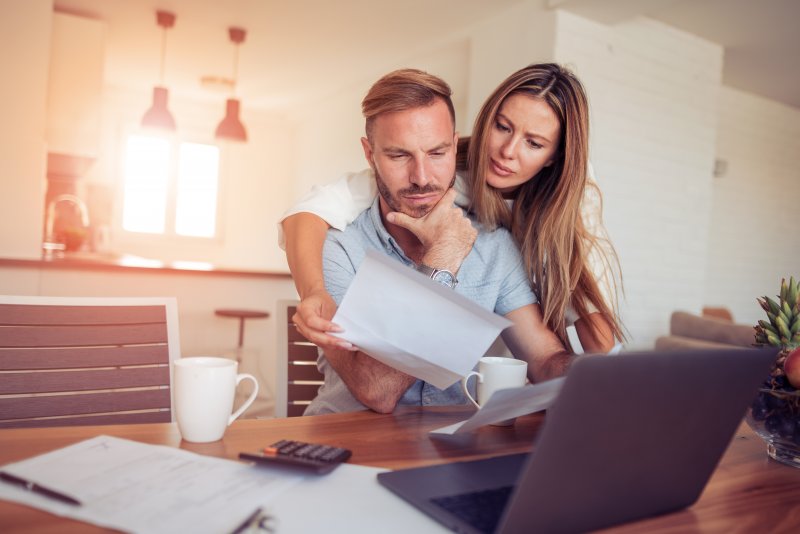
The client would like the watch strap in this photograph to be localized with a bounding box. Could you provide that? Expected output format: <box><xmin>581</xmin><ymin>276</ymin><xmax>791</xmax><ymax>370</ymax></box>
<box><xmin>415</xmin><ymin>263</ymin><xmax>458</xmax><ymax>289</ymax></box>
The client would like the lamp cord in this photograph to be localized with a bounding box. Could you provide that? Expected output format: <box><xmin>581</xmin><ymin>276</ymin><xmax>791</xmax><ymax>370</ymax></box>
<box><xmin>232</xmin><ymin>44</ymin><xmax>240</xmax><ymax>96</ymax></box>
<box><xmin>159</xmin><ymin>26</ymin><xmax>167</xmax><ymax>84</ymax></box>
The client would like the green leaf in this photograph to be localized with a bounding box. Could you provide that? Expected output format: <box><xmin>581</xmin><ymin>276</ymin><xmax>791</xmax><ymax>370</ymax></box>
<box><xmin>766</xmin><ymin>296</ymin><xmax>781</xmax><ymax>315</ymax></box>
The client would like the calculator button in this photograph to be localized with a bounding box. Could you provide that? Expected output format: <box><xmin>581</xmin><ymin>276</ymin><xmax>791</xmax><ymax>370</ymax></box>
<box><xmin>320</xmin><ymin>448</ymin><xmax>349</xmax><ymax>462</ymax></box>
<box><xmin>306</xmin><ymin>446</ymin><xmax>329</xmax><ymax>460</ymax></box>
<box><xmin>277</xmin><ymin>441</ymin><xmax>303</xmax><ymax>455</ymax></box>
<box><xmin>291</xmin><ymin>444</ymin><xmax>317</xmax><ymax>457</ymax></box>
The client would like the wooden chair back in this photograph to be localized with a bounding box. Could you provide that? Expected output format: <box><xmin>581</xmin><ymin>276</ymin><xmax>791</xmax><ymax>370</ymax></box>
<box><xmin>0</xmin><ymin>296</ymin><xmax>180</xmax><ymax>428</ymax></box>
<box><xmin>275</xmin><ymin>299</ymin><xmax>324</xmax><ymax>417</ymax></box>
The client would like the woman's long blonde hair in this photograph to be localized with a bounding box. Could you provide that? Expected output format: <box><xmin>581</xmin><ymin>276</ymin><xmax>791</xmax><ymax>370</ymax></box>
<box><xmin>461</xmin><ymin>63</ymin><xmax>625</xmax><ymax>348</ymax></box>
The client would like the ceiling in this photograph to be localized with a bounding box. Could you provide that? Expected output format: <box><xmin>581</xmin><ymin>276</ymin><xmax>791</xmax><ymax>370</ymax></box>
<box><xmin>551</xmin><ymin>0</ymin><xmax>800</xmax><ymax>108</ymax></box>
<box><xmin>53</xmin><ymin>0</ymin><xmax>525</xmax><ymax>111</ymax></box>
<box><xmin>53</xmin><ymin>0</ymin><xmax>800</xmax><ymax>111</ymax></box>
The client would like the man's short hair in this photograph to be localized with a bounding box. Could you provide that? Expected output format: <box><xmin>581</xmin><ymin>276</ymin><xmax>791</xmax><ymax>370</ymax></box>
<box><xmin>362</xmin><ymin>68</ymin><xmax>456</xmax><ymax>140</ymax></box>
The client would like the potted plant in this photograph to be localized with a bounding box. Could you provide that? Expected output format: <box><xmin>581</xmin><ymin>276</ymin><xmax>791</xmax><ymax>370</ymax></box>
<box><xmin>747</xmin><ymin>276</ymin><xmax>800</xmax><ymax>467</ymax></box>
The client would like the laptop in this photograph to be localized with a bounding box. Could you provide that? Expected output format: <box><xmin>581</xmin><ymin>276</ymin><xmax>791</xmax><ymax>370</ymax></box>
<box><xmin>378</xmin><ymin>347</ymin><xmax>777</xmax><ymax>534</ymax></box>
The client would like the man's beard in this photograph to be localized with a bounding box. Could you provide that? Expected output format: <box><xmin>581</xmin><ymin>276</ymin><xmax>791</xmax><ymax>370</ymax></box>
<box><xmin>375</xmin><ymin>168</ymin><xmax>457</xmax><ymax>218</ymax></box>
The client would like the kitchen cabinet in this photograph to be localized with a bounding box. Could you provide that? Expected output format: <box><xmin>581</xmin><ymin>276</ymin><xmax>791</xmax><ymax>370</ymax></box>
<box><xmin>46</xmin><ymin>12</ymin><xmax>106</xmax><ymax>157</ymax></box>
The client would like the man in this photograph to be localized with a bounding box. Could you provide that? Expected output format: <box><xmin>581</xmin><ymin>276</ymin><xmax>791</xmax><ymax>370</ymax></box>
<box><xmin>305</xmin><ymin>69</ymin><xmax>570</xmax><ymax>415</ymax></box>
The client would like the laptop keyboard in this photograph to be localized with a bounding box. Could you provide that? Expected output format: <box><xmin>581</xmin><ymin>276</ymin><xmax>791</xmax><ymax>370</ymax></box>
<box><xmin>430</xmin><ymin>485</ymin><xmax>513</xmax><ymax>534</ymax></box>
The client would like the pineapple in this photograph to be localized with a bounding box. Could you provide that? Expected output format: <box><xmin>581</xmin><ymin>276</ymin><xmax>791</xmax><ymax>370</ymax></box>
<box><xmin>755</xmin><ymin>276</ymin><xmax>800</xmax><ymax>389</ymax></box>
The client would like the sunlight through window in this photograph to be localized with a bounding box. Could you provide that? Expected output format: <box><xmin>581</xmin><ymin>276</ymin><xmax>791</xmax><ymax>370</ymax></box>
<box><xmin>122</xmin><ymin>135</ymin><xmax>220</xmax><ymax>239</ymax></box>
<box><xmin>122</xmin><ymin>135</ymin><xmax>169</xmax><ymax>233</ymax></box>
<box><xmin>175</xmin><ymin>143</ymin><xmax>220</xmax><ymax>237</ymax></box>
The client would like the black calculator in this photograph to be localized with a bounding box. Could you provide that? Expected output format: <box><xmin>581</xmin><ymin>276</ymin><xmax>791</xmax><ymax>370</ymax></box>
<box><xmin>239</xmin><ymin>439</ymin><xmax>352</xmax><ymax>475</ymax></box>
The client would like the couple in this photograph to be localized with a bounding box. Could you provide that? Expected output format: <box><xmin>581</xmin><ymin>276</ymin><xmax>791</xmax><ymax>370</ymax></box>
<box><xmin>281</xmin><ymin>64</ymin><xmax>625</xmax><ymax>415</ymax></box>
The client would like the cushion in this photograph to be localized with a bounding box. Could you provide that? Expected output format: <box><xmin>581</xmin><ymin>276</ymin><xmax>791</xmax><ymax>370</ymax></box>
<box><xmin>669</xmin><ymin>311</ymin><xmax>755</xmax><ymax>347</ymax></box>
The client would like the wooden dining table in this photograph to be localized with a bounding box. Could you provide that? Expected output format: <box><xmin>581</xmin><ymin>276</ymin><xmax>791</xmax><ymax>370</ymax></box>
<box><xmin>0</xmin><ymin>406</ymin><xmax>798</xmax><ymax>533</ymax></box>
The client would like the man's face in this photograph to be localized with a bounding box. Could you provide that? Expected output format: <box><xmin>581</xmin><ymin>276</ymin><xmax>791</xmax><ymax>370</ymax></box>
<box><xmin>361</xmin><ymin>99</ymin><xmax>458</xmax><ymax>219</ymax></box>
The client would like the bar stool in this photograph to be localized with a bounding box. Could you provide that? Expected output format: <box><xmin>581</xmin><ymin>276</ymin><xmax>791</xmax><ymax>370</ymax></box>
<box><xmin>215</xmin><ymin>308</ymin><xmax>270</xmax><ymax>362</ymax></box>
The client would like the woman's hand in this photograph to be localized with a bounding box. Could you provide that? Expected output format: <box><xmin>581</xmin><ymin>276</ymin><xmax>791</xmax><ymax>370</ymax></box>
<box><xmin>574</xmin><ymin>313</ymin><xmax>616</xmax><ymax>354</ymax></box>
<box><xmin>293</xmin><ymin>288</ymin><xmax>356</xmax><ymax>351</ymax></box>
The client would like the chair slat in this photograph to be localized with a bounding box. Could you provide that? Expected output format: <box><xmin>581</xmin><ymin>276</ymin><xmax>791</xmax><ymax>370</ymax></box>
<box><xmin>0</xmin><ymin>389</ymin><xmax>171</xmax><ymax>420</ymax></box>
<box><xmin>288</xmin><ymin>362</ymin><xmax>324</xmax><ymax>381</ymax></box>
<box><xmin>0</xmin><ymin>323</ymin><xmax>168</xmax><ymax>348</ymax></box>
<box><xmin>0</xmin><ymin>366</ymin><xmax>170</xmax><ymax>394</ymax></box>
<box><xmin>288</xmin><ymin>383</ymin><xmax>322</xmax><ymax>403</ymax></box>
<box><xmin>288</xmin><ymin>343</ymin><xmax>319</xmax><ymax>362</ymax></box>
<box><xmin>0</xmin><ymin>304</ymin><xmax>166</xmax><ymax>326</ymax></box>
<box><xmin>280</xmin><ymin>301</ymin><xmax>322</xmax><ymax>417</ymax></box>
<box><xmin>0</xmin><ymin>410</ymin><xmax>171</xmax><ymax>429</ymax></box>
<box><xmin>0</xmin><ymin>345</ymin><xmax>170</xmax><ymax>370</ymax></box>
<box><xmin>287</xmin><ymin>326</ymin><xmax>310</xmax><ymax>343</ymax></box>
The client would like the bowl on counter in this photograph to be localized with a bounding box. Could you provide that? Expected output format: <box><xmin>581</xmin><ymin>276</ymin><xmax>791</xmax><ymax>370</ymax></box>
<box><xmin>746</xmin><ymin>387</ymin><xmax>800</xmax><ymax>468</ymax></box>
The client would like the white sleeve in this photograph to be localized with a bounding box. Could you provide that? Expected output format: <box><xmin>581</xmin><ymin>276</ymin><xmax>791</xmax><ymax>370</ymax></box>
<box><xmin>277</xmin><ymin>169</ymin><xmax>377</xmax><ymax>249</ymax></box>
<box><xmin>565</xmin><ymin>301</ymin><xmax>600</xmax><ymax>326</ymax></box>
<box><xmin>454</xmin><ymin>173</ymin><xmax>470</xmax><ymax>209</ymax></box>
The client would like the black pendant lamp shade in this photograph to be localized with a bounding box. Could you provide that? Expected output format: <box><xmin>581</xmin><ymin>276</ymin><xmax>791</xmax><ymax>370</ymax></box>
<box><xmin>141</xmin><ymin>11</ymin><xmax>176</xmax><ymax>132</ymax></box>
<box><xmin>215</xmin><ymin>98</ymin><xmax>247</xmax><ymax>141</ymax></box>
<box><xmin>215</xmin><ymin>27</ymin><xmax>248</xmax><ymax>142</ymax></box>
<box><xmin>141</xmin><ymin>86</ymin><xmax>176</xmax><ymax>130</ymax></box>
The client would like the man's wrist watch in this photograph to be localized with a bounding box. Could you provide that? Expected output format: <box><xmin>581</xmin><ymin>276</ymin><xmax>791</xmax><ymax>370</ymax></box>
<box><xmin>416</xmin><ymin>263</ymin><xmax>458</xmax><ymax>289</ymax></box>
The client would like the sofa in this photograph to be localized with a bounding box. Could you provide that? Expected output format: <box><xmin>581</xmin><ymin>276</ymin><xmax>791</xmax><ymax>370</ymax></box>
<box><xmin>654</xmin><ymin>311</ymin><xmax>756</xmax><ymax>350</ymax></box>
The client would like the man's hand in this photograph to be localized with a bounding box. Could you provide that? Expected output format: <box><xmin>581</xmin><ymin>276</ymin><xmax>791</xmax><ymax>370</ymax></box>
<box><xmin>386</xmin><ymin>189</ymin><xmax>477</xmax><ymax>273</ymax></box>
<box><xmin>292</xmin><ymin>288</ymin><xmax>356</xmax><ymax>352</ymax></box>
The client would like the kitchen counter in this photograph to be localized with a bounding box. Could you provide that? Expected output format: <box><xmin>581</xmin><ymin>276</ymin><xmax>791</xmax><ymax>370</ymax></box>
<box><xmin>0</xmin><ymin>253</ymin><xmax>291</xmax><ymax>279</ymax></box>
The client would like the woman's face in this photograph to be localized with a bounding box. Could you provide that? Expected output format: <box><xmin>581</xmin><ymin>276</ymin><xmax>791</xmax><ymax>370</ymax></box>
<box><xmin>485</xmin><ymin>93</ymin><xmax>561</xmax><ymax>195</ymax></box>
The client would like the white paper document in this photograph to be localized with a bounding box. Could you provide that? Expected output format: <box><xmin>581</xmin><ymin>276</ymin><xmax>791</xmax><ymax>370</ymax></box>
<box><xmin>0</xmin><ymin>436</ymin><xmax>446</xmax><ymax>534</ymax></box>
<box><xmin>270</xmin><ymin>463</ymin><xmax>447</xmax><ymax>533</ymax></box>
<box><xmin>0</xmin><ymin>435</ymin><xmax>304</xmax><ymax>534</ymax></box>
<box><xmin>430</xmin><ymin>377</ymin><xmax>566</xmax><ymax>435</ymax></box>
<box><xmin>332</xmin><ymin>250</ymin><xmax>512</xmax><ymax>389</ymax></box>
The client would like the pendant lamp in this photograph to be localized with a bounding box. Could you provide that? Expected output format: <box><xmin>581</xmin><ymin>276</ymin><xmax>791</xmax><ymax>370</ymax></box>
<box><xmin>215</xmin><ymin>27</ymin><xmax>248</xmax><ymax>142</ymax></box>
<box><xmin>141</xmin><ymin>10</ymin><xmax>176</xmax><ymax>131</ymax></box>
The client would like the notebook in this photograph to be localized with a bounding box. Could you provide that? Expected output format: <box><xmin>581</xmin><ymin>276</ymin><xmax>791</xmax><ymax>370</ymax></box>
<box><xmin>378</xmin><ymin>347</ymin><xmax>776</xmax><ymax>534</ymax></box>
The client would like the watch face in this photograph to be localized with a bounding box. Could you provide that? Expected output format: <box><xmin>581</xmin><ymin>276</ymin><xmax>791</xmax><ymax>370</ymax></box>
<box><xmin>432</xmin><ymin>269</ymin><xmax>456</xmax><ymax>288</ymax></box>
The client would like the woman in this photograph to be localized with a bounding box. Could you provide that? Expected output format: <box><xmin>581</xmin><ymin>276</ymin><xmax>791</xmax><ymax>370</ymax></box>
<box><xmin>282</xmin><ymin>63</ymin><xmax>624</xmax><ymax>353</ymax></box>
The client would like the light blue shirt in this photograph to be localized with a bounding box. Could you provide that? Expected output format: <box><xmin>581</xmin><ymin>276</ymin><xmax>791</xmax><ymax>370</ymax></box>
<box><xmin>305</xmin><ymin>197</ymin><xmax>537</xmax><ymax>415</ymax></box>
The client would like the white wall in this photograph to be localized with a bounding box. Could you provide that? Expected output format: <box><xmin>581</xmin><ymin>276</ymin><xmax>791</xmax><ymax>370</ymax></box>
<box><xmin>705</xmin><ymin>87</ymin><xmax>800</xmax><ymax>326</ymax></box>
<box><xmin>554</xmin><ymin>12</ymin><xmax>724</xmax><ymax>347</ymax></box>
<box><xmin>0</xmin><ymin>0</ymin><xmax>52</xmax><ymax>259</ymax></box>
<box><xmin>289</xmin><ymin>39</ymin><xmax>471</xmax><ymax>201</ymax></box>
<box><xmin>465</xmin><ymin>1</ymin><xmax>556</xmax><ymax>128</ymax></box>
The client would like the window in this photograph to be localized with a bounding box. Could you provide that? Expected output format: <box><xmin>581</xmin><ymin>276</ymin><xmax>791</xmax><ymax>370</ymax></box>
<box><xmin>122</xmin><ymin>135</ymin><xmax>220</xmax><ymax>239</ymax></box>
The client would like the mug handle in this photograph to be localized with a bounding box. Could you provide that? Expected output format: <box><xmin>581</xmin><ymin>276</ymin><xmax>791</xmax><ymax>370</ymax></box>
<box><xmin>461</xmin><ymin>371</ymin><xmax>483</xmax><ymax>409</ymax></box>
<box><xmin>228</xmin><ymin>373</ymin><xmax>259</xmax><ymax>425</ymax></box>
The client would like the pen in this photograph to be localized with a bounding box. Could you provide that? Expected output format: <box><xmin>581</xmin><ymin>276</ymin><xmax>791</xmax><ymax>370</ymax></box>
<box><xmin>230</xmin><ymin>506</ymin><xmax>270</xmax><ymax>534</ymax></box>
<box><xmin>0</xmin><ymin>471</ymin><xmax>82</xmax><ymax>506</ymax></box>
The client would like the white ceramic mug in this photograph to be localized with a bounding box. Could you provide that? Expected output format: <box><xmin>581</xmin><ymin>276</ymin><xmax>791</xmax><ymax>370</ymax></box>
<box><xmin>462</xmin><ymin>356</ymin><xmax>528</xmax><ymax>425</ymax></box>
<box><xmin>174</xmin><ymin>356</ymin><xmax>259</xmax><ymax>443</ymax></box>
